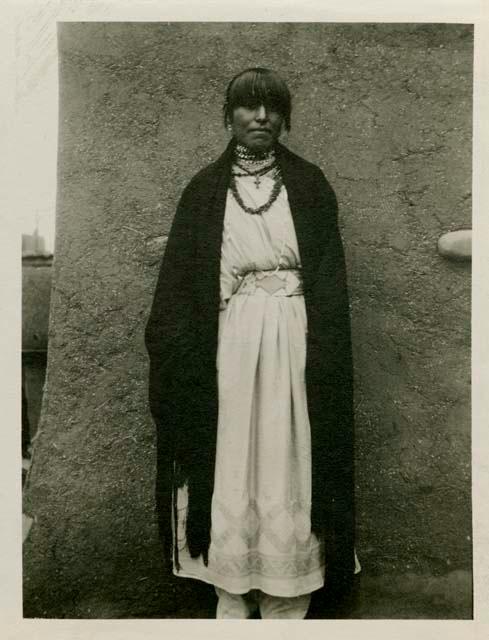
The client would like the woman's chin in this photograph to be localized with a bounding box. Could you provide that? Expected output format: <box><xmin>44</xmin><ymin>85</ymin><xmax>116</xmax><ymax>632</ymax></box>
<box><xmin>243</xmin><ymin>139</ymin><xmax>275</xmax><ymax>153</ymax></box>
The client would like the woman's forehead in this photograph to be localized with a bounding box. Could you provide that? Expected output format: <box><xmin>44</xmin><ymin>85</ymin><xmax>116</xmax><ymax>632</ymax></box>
<box><xmin>232</xmin><ymin>96</ymin><xmax>278</xmax><ymax>108</ymax></box>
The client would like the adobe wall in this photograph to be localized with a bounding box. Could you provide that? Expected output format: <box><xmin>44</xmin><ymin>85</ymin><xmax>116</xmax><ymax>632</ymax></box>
<box><xmin>23</xmin><ymin>23</ymin><xmax>472</xmax><ymax>618</ymax></box>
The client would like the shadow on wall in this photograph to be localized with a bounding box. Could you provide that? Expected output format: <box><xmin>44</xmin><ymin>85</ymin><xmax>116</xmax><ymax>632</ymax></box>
<box><xmin>22</xmin><ymin>252</ymin><xmax>52</xmax><ymax>468</ymax></box>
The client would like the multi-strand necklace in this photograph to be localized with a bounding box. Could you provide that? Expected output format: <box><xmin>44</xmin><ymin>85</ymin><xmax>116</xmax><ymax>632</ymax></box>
<box><xmin>230</xmin><ymin>144</ymin><xmax>283</xmax><ymax>215</ymax></box>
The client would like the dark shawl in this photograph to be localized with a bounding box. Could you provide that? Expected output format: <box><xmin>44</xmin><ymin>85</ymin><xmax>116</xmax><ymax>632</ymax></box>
<box><xmin>145</xmin><ymin>139</ymin><xmax>355</xmax><ymax>596</ymax></box>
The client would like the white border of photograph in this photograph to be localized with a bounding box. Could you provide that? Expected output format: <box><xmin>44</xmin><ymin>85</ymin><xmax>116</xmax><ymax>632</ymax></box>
<box><xmin>1</xmin><ymin>1</ymin><xmax>487</xmax><ymax>639</ymax></box>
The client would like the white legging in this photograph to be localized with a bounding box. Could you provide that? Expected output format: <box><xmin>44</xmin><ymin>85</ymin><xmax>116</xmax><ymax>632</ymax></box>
<box><xmin>215</xmin><ymin>587</ymin><xmax>311</xmax><ymax>619</ymax></box>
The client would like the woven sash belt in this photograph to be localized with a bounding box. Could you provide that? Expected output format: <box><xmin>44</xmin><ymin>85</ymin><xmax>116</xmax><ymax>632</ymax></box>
<box><xmin>234</xmin><ymin>268</ymin><xmax>303</xmax><ymax>297</ymax></box>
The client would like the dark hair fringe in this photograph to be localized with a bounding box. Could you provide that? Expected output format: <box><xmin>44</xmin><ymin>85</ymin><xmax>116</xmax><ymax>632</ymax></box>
<box><xmin>223</xmin><ymin>67</ymin><xmax>292</xmax><ymax>131</ymax></box>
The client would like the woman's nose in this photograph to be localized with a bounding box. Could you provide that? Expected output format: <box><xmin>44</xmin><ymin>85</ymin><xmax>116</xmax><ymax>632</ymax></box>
<box><xmin>255</xmin><ymin>105</ymin><xmax>268</xmax><ymax>121</ymax></box>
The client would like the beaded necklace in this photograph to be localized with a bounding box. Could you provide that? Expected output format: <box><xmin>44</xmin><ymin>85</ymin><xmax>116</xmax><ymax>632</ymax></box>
<box><xmin>233</xmin><ymin>161</ymin><xmax>279</xmax><ymax>187</ymax></box>
<box><xmin>230</xmin><ymin>145</ymin><xmax>282</xmax><ymax>215</ymax></box>
<box><xmin>235</xmin><ymin>143</ymin><xmax>274</xmax><ymax>162</ymax></box>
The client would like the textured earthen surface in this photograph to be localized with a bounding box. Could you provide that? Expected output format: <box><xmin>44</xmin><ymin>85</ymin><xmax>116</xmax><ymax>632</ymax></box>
<box><xmin>23</xmin><ymin>23</ymin><xmax>472</xmax><ymax>618</ymax></box>
<box><xmin>22</xmin><ymin>258</ymin><xmax>52</xmax><ymax>438</ymax></box>
<box><xmin>22</xmin><ymin>257</ymin><xmax>52</xmax><ymax>352</ymax></box>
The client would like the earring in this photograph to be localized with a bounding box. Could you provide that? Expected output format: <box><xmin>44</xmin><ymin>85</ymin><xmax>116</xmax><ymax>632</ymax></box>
<box><xmin>227</xmin><ymin>123</ymin><xmax>233</xmax><ymax>133</ymax></box>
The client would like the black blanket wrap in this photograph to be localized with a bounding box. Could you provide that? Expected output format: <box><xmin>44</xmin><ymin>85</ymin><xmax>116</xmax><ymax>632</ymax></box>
<box><xmin>145</xmin><ymin>139</ymin><xmax>356</xmax><ymax>599</ymax></box>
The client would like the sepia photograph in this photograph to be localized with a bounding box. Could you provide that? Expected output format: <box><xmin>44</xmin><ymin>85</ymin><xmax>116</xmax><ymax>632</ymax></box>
<box><xmin>3</xmin><ymin>1</ymin><xmax>487</xmax><ymax>637</ymax></box>
<box><xmin>19</xmin><ymin>19</ymin><xmax>475</xmax><ymax>622</ymax></box>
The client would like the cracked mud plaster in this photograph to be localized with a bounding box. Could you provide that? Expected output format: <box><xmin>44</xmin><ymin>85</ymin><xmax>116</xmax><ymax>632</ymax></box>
<box><xmin>23</xmin><ymin>23</ymin><xmax>472</xmax><ymax>618</ymax></box>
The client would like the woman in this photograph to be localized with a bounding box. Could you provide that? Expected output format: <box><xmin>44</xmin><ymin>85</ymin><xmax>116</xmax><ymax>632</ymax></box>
<box><xmin>145</xmin><ymin>67</ymin><xmax>358</xmax><ymax>619</ymax></box>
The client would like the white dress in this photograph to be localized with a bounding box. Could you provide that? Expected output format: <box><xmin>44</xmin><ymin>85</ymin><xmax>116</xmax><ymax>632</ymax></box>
<box><xmin>173</xmin><ymin>168</ymin><xmax>325</xmax><ymax>597</ymax></box>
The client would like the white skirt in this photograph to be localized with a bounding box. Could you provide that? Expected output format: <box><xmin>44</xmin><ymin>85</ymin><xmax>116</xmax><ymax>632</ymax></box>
<box><xmin>171</xmin><ymin>176</ymin><xmax>360</xmax><ymax>597</ymax></box>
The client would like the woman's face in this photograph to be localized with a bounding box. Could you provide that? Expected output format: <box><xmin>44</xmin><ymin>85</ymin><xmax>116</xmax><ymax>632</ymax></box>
<box><xmin>230</xmin><ymin>104</ymin><xmax>283</xmax><ymax>153</ymax></box>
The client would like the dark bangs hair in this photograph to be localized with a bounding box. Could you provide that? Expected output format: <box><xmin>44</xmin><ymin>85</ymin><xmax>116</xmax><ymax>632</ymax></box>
<box><xmin>223</xmin><ymin>67</ymin><xmax>292</xmax><ymax>131</ymax></box>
